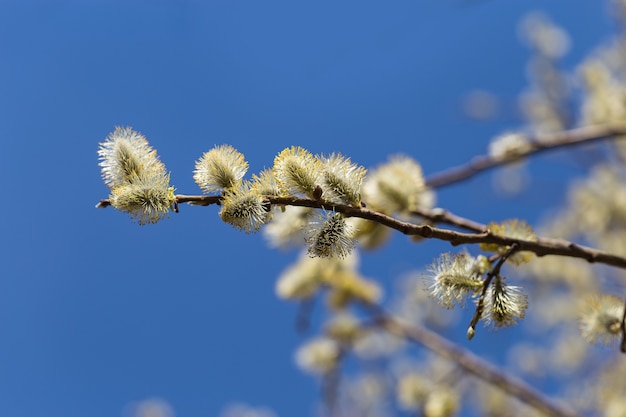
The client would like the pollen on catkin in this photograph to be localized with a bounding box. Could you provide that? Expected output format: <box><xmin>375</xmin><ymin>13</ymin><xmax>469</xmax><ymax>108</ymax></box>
<box><xmin>579</xmin><ymin>294</ymin><xmax>624</xmax><ymax>345</ymax></box>
<box><xmin>480</xmin><ymin>276</ymin><xmax>528</xmax><ymax>329</ymax></box>
<box><xmin>219</xmin><ymin>182</ymin><xmax>268</xmax><ymax>233</ymax></box>
<box><xmin>304</xmin><ymin>211</ymin><xmax>355</xmax><ymax>259</ymax></box>
<box><xmin>98</xmin><ymin>126</ymin><xmax>167</xmax><ymax>189</ymax></box>
<box><xmin>273</xmin><ymin>146</ymin><xmax>322</xmax><ymax>198</ymax></box>
<box><xmin>109</xmin><ymin>173</ymin><xmax>176</xmax><ymax>225</ymax></box>
<box><xmin>251</xmin><ymin>169</ymin><xmax>282</xmax><ymax>197</ymax></box>
<box><xmin>98</xmin><ymin>127</ymin><xmax>175</xmax><ymax>225</ymax></box>
<box><xmin>193</xmin><ymin>145</ymin><xmax>249</xmax><ymax>193</ymax></box>
<box><xmin>319</xmin><ymin>153</ymin><xmax>366</xmax><ymax>206</ymax></box>
<box><xmin>425</xmin><ymin>253</ymin><xmax>485</xmax><ymax>309</ymax></box>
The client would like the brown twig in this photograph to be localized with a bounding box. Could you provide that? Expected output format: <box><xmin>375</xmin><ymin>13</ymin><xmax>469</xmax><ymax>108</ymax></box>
<box><xmin>97</xmin><ymin>195</ymin><xmax>626</xmax><ymax>270</ymax></box>
<box><xmin>363</xmin><ymin>303</ymin><xmax>580</xmax><ymax>417</ymax></box>
<box><xmin>467</xmin><ymin>243</ymin><xmax>519</xmax><ymax>340</ymax></box>
<box><xmin>424</xmin><ymin>122</ymin><xmax>626</xmax><ymax>189</ymax></box>
<box><xmin>410</xmin><ymin>206</ymin><xmax>487</xmax><ymax>233</ymax></box>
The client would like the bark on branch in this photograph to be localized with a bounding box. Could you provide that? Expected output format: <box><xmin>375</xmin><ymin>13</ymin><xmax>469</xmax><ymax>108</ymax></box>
<box><xmin>97</xmin><ymin>194</ymin><xmax>626</xmax><ymax>270</ymax></box>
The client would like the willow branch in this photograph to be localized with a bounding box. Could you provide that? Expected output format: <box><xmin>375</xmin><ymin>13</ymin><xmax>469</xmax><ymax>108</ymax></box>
<box><xmin>96</xmin><ymin>195</ymin><xmax>626</xmax><ymax>270</ymax></box>
<box><xmin>467</xmin><ymin>243</ymin><xmax>519</xmax><ymax>340</ymax></box>
<box><xmin>425</xmin><ymin>122</ymin><xmax>626</xmax><ymax>189</ymax></box>
<box><xmin>363</xmin><ymin>304</ymin><xmax>580</xmax><ymax>417</ymax></box>
<box><xmin>410</xmin><ymin>206</ymin><xmax>488</xmax><ymax>233</ymax></box>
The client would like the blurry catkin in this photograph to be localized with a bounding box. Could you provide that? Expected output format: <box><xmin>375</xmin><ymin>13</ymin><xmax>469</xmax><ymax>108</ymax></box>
<box><xmin>480</xmin><ymin>219</ymin><xmax>537</xmax><ymax>265</ymax></box>
<box><xmin>295</xmin><ymin>337</ymin><xmax>340</xmax><ymax>375</ymax></box>
<box><xmin>325</xmin><ymin>270</ymin><xmax>382</xmax><ymax>309</ymax></box>
<box><xmin>264</xmin><ymin>206</ymin><xmax>315</xmax><ymax>249</ymax></box>
<box><xmin>362</xmin><ymin>155</ymin><xmax>433</xmax><ymax>213</ymax></box>
<box><xmin>579</xmin><ymin>294</ymin><xmax>624</xmax><ymax>345</ymax></box>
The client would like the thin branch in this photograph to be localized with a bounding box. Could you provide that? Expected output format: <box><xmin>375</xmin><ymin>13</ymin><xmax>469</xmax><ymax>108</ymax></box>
<box><xmin>363</xmin><ymin>303</ymin><xmax>580</xmax><ymax>417</ymax></box>
<box><xmin>97</xmin><ymin>195</ymin><xmax>626</xmax><ymax>270</ymax></box>
<box><xmin>266</xmin><ymin>197</ymin><xmax>626</xmax><ymax>269</ymax></box>
<box><xmin>410</xmin><ymin>206</ymin><xmax>487</xmax><ymax>233</ymax></box>
<box><xmin>467</xmin><ymin>243</ymin><xmax>519</xmax><ymax>340</ymax></box>
<box><xmin>620</xmin><ymin>294</ymin><xmax>626</xmax><ymax>353</ymax></box>
<box><xmin>424</xmin><ymin>122</ymin><xmax>626</xmax><ymax>189</ymax></box>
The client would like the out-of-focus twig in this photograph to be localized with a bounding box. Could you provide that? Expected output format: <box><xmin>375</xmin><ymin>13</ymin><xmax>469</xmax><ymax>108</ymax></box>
<box><xmin>424</xmin><ymin>123</ymin><xmax>626</xmax><ymax>188</ymax></box>
<box><xmin>363</xmin><ymin>303</ymin><xmax>580</xmax><ymax>417</ymax></box>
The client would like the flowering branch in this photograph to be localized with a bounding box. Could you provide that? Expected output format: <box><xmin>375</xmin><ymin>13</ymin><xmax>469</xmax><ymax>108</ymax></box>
<box><xmin>364</xmin><ymin>303</ymin><xmax>580</xmax><ymax>417</ymax></box>
<box><xmin>467</xmin><ymin>243</ymin><xmax>520</xmax><ymax>340</ymax></box>
<box><xmin>97</xmin><ymin>194</ymin><xmax>626</xmax><ymax>269</ymax></box>
<box><xmin>424</xmin><ymin>122</ymin><xmax>626</xmax><ymax>189</ymax></box>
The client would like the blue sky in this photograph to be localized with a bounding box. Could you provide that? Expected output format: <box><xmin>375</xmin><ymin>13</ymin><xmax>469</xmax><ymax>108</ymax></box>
<box><xmin>0</xmin><ymin>1</ymin><xmax>614</xmax><ymax>416</ymax></box>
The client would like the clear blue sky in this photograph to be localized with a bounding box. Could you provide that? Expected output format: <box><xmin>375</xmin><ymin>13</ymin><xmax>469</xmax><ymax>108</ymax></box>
<box><xmin>0</xmin><ymin>1</ymin><xmax>612</xmax><ymax>416</ymax></box>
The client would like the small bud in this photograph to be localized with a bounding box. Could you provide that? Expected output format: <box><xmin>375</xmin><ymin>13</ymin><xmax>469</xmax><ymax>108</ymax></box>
<box><xmin>313</xmin><ymin>185</ymin><xmax>323</xmax><ymax>200</ymax></box>
<box><xmin>467</xmin><ymin>326</ymin><xmax>476</xmax><ymax>340</ymax></box>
